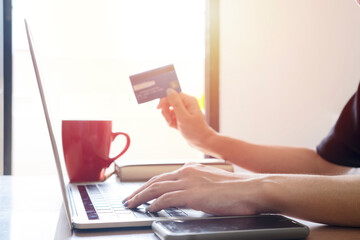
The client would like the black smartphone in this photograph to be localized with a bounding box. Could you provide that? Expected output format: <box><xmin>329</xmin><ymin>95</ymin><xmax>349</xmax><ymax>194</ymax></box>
<box><xmin>152</xmin><ymin>215</ymin><xmax>309</xmax><ymax>240</ymax></box>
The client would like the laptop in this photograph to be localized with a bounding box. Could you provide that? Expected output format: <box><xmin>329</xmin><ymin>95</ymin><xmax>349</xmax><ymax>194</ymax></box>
<box><xmin>24</xmin><ymin>19</ymin><xmax>213</xmax><ymax>229</ymax></box>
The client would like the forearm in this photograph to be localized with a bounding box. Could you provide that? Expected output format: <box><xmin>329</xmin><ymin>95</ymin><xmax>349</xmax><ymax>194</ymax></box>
<box><xmin>260</xmin><ymin>174</ymin><xmax>360</xmax><ymax>227</ymax></box>
<box><xmin>198</xmin><ymin>132</ymin><xmax>349</xmax><ymax>175</ymax></box>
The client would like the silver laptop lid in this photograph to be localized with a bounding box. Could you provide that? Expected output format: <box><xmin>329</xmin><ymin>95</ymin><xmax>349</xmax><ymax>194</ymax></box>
<box><xmin>24</xmin><ymin>19</ymin><xmax>72</xmax><ymax>228</ymax></box>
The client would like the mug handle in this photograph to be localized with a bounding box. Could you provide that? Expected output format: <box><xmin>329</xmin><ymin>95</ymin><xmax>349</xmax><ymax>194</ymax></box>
<box><xmin>107</xmin><ymin>132</ymin><xmax>131</xmax><ymax>166</ymax></box>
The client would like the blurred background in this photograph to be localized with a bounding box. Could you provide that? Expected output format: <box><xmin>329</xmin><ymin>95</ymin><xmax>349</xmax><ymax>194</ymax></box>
<box><xmin>12</xmin><ymin>0</ymin><xmax>206</xmax><ymax>175</ymax></box>
<box><xmin>7</xmin><ymin>0</ymin><xmax>360</xmax><ymax>176</ymax></box>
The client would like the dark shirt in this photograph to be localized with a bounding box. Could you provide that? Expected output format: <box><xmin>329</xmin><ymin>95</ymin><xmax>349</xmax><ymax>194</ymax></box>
<box><xmin>316</xmin><ymin>83</ymin><xmax>360</xmax><ymax>168</ymax></box>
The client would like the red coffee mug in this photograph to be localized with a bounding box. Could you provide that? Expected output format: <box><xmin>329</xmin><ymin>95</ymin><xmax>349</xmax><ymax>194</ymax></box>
<box><xmin>62</xmin><ymin>120</ymin><xmax>130</xmax><ymax>182</ymax></box>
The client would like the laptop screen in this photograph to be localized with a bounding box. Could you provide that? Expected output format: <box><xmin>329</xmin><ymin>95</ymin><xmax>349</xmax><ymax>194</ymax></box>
<box><xmin>25</xmin><ymin>19</ymin><xmax>72</xmax><ymax>227</ymax></box>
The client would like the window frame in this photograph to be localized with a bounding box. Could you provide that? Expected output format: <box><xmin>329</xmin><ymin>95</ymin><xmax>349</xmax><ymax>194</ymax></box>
<box><xmin>4</xmin><ymin>0</ymin><xmax>12</xmax><ymax>175</ymax></box>
<box><xmin>205</xmin><ymin>0</ymin><xmax>219</xmax><ymax>133</ymax></box>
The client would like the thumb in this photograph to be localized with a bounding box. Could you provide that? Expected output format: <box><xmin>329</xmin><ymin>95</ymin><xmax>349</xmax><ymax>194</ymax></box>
<box><xmin>166</xmin><ymin>89</ymin><xmax>188</xmax><ymax>118</ymax></box>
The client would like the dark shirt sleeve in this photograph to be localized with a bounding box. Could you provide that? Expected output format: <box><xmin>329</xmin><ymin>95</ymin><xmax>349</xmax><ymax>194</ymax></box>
<box><xmin>316</xmin><ymin>82</ymin><xmax>360</xmax><ymax>168</ymax></box>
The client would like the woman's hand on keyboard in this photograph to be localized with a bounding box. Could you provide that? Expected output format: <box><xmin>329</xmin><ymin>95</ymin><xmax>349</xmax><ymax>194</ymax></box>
<box><xmin>123</xmin><ymin>163</ymin><xmax>271</xmax><ymax>216</ymax></box>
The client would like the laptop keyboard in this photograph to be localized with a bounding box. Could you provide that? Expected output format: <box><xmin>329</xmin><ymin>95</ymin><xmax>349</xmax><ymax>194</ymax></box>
<box><xmin>78</xmin><ymin>184</ymin><xmax>187</xmax><ymax>220</ymax></box>
<box><xmin>78</xmin><ymin>185</ymin><xmax>99</xmax><ymax>220</ymax></box>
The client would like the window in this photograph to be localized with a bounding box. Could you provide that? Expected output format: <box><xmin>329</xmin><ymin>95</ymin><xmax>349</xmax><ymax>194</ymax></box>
<box><xmin>12</xmin><ymin>0</ymin><xmax>206</xmax><ymax>175</ymax></box>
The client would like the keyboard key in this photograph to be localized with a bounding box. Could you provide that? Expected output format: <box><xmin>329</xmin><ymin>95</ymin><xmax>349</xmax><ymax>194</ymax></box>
<box><xmin>132</xmin><ymin>210</ymin><xmax>152</xmax><ymax>218</ymax></box>
<box><xmin>165</xmin><ymin>207</ymin><xmax>187</xmax><ymax>217</ymax></box>
<box><xmin>98</xmin><ymin>213</ymin><xmax>117</xmax><ymax>220</ymax></box>
<box><xmin>115</xmin><ymin>212</ymin><xmax>136</xmax><ymax>219</ymax></box>
<box><xmin>115</xmin><ymin>209</ymin><xmax>133</xmax><ymax>214</ymax></box>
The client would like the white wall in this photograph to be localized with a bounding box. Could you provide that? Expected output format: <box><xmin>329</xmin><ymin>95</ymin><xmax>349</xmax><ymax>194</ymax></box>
<box><xmin>219</xmin><ymin>0</ymin><xmax>360</xmax><ymax>149</ymax></box>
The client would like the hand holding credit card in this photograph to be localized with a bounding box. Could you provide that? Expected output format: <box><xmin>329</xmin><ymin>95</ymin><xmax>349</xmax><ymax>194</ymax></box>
<box><xmin>129</xmin><ymin>64</ymin><xmax>181</xmax><ymax>104</ymax></box>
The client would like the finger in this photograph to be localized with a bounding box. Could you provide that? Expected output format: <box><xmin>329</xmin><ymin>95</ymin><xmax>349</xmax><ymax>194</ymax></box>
<box><xmin>161</xmin><ymin>108</ymin><xmax>178</xmax><ymax>128</ymax></box>
<box><xmin>161</xmin><ymin>107</ymin><xmax>173</xmax><ymax>126</ymax></box>
<box><xmin>158</xmin><ymin>98</ymin><xmax>178</xmax><ymax>128</ymax></box>
<box><xmin>124</xmin><ymin>172</ymin><xmax>178</xmax><ymax>202</ymax></box>
<box><xmin>157</xmin><ymin>98</ymin><xmax>169</xmax><ymax>110</ymax></box>
<box><xmin>166</xmin><ymin>89</ymin><xmax>189</xmax><ymax>120</ymax></box>
<box><xmin>148</xmin><ymin>190</ymin><xmax>188</xmax><ymax>212</ymax></box>
<box><xmin>179</xmin><ymin>93</ymin><xmax>202</xmax><ymax>115</ymax></box>
<box><xmin>126</xmin><ymin>180</ymin><xmax>184</xmax><ymax>208</ymax></box>
<box><xmin>168</xmin><ymin>110</ymin><xmax>178</xmax><ymax>128</ymax></box>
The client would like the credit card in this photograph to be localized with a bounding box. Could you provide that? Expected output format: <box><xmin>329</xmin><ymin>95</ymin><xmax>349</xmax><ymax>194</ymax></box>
<box><xmin>129</xmin><ymin>64</ymin><xmax>181</xmax><ymax>104</ymax></box>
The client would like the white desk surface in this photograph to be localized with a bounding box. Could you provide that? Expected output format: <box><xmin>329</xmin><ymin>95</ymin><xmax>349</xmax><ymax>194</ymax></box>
<box><xmin>1</xmin><ymin>175</ymin><xmax>360</xmax><ymax>240</ymax></box>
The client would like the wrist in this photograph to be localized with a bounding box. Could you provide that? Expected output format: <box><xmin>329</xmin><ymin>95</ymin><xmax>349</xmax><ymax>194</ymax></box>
<box><xmin>259</xmin><ymin>175</ymin><xmax>285</xmax><ymax>214</ymax></box>
<box><xmin>228</xmin><ymin>175</ymin><xmax>281</xmax><ymax>215</ymax></box>
<box><xmin>198</xmin><ymin>131</ymin><xmax>241</xmax><ymax>161</ymax></box>
<box><xmin>232</xmin><ymin>175</ymin><xmax>284</xmax><ymax>215</ymax></box>
<box><xmin>195</xmin><ymin>128</ymin><xmax>222</xmax><ymax>157</ymax></box>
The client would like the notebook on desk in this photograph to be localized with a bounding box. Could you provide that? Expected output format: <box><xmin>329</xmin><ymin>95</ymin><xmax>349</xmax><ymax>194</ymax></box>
<box><xmin>115</xmin><ymin>158</ymin><xmax>233</xmax><ymax>181</ymax></box>
<box><xmin>25</xmin><ymin>19</ymin><xmax>222</xmax><ymax>229</ymax></box>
